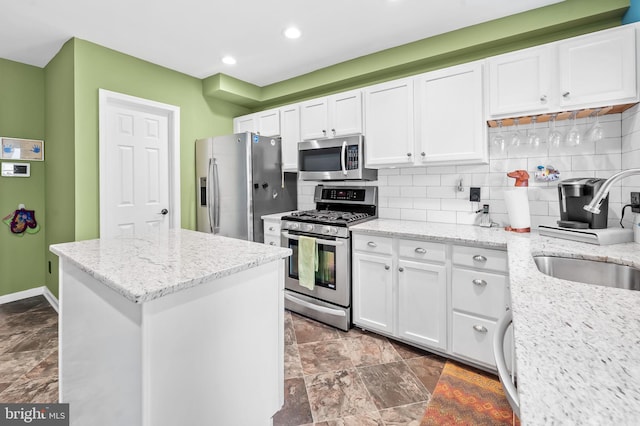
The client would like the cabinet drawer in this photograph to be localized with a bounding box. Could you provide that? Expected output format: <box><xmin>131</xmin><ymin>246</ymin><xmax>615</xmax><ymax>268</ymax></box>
<box><xmin>398</xmin><ymin>239</ymin><xmax>446</xmax><ymax>263</ymax></box>
<box><xmin>451</xmin><ymin>312</ymin><xmax>497</xmax><ymax>367</ymax></box>
<box><xmin>264</xmin><ymin>235</ymin><xmax>281</xmax><ymax>247</ymax></box>
<box><xmin>353</xmin><ymin>234</ymin><xmax>393</xmax><ymax>255</ymax></box>
<box><xmin>263</xmin><ymin>221</ymin><xmax>281</xmax><ymax>237</ymax></box>
<box><xmin>452</xmin><ymin>268</ymin><xmax>507</xmax><ymax>319</ymax></box>
<box><xmin>452</xmin><ymin>245</ymin><xmax>507</xmax><ymax>272</ymax></box>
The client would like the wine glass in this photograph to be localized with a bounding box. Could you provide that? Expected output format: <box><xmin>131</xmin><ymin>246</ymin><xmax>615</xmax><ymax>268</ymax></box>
<box><xmin>586</xmin><ymin>108</ymin><xmax>604</xmax><ymax>142</ymax></box>
<box><xmin>548</xmin><ymin>113</ymin><xmax>563</xmax><ymax>148</ymax></box>
<box><xmin>492</xmin><ymin>120</ymin><xmax>506</xmax><ymax>152</ymax></box>
<box><xmin>510</xmin><ymin>118</ymin><xmax>522</xmax><ymax>147</ymax></box>
<box><xmin>565</xmin><ymin>111</ymin><xmax>582</xmax><ymax>146</ymax></box>
<box><xmin>527</xmin><ymin>116</ymin><xmax>541</xmax><ymax>148</ymax></box>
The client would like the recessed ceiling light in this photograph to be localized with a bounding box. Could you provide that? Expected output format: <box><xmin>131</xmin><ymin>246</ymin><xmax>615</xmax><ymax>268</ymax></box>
<box><xmin>284</xmin><ymin>27</ymin><xmax>301</xmax><ymax>40</ymax></box>
<box><xmin>221</xmin><ymin>56</ymin><xmax>236</xmax><ymax>65</ymax></box>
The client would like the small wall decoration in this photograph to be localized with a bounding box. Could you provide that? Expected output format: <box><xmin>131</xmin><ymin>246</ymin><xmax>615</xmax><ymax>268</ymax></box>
<box><xmin>2</xmin><ymin>205</ymin><xmax>39</xmax><ymax>236</ymax></box>
<box><xmin>1</xmin><ymin>137</ymin><xmax>44</xmax><ymax>161</ymax></box>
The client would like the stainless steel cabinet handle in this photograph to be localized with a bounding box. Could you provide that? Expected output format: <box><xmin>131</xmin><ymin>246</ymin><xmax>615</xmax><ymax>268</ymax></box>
<box><xmin>562</xmin><ymin>91</ymin><xmax>570</xmax><ymax>97</ymax></box>
<box><xmin>473</xmin><ymin>255</ymin><xmax>487</xmax><ymax>262</ymax></box>
<box><xmin>331</xmin><ymin>128</ymin><xmax>336</xmax><ymax>136</ymax></box>
<box><xmin>384</xmin><ymin>265</ymin><xmax>390</xmax><ymax>270</ymax></box>
<box><xmin>268</xmin><ymin>226</ymin><xmax>275</xmax><ymax>231</ymax></box>
<box><xmin>473</xmin><ymin>325</ymin><xmax>488</xmax><ymax>333</ymax></box>
<box><xmin>367</xmin><ymin>241</ymin><xmax>377</xmax><ymax>247</ymax></box>
<box><xmin>322</xmin><ymin>129</ymin><xmax>327</xmax><ymax>136</ymax></box>
<box><xmin>415</xmin><ymin>248</ymin><xmax>426</xmax><ymax>254</ymax></box>
<box><xmin>540</xmin><ymin>94</ymin><xmax>547</xmax><ymax>102</ymax></box>
<box><xmin>398</xmin><ymin>267</ymin><xmax>404</xmax><ymax>272</ymax></box>
<box><xmin>472</xmin><ymin>279</ymin><xmax>487</xmax><ymax>286</ymax></box>
<box><xmin>269</xmin><ymin>242</ymin><xmax>275</xmax><ymax>246</ymax></box>
<box><xmin>406</xmin><ymin>152</ymin><xmax>412</xmax><ymax>157</ymax></box>
<box><xmin>420</xmin><ymin>152</ymin><xmax>426</xmax><ymax>157</ymax></box>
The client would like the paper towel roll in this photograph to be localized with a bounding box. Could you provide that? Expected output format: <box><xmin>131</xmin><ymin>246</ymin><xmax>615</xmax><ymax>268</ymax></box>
<box><xmin>504</xmin><ymin>187</ymin><xmax>531</xmax><ymax>230</ymax></box>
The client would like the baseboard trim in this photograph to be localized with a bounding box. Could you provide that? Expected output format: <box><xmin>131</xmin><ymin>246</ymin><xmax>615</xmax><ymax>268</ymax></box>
<box><xmin>0</xmin><ymin>286</ymin><xmax>59</xmax><ymax>313</ymax></box>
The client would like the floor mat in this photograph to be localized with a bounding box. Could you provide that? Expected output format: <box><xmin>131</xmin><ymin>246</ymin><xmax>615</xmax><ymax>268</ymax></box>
<box><xmin>421</xmin><ymin>361</ymin><xmax>519</xmax><ymax>426</ymax></box>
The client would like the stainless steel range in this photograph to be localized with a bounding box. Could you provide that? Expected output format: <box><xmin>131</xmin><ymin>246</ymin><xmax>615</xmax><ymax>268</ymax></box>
<box><xmin>281</xmin><ymin>185</ymin><xmax>377</xmax><ymax>331</ymax></box>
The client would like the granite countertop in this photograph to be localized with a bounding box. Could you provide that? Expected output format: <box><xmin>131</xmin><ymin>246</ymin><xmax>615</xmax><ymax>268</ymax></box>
<box><xmin>351</xmin><ymin>219</ymin><xmax>640</xmax><ymax>425</ymax></box>
<box><xmin>50</xmin><ymin>229</ymin><xmax>291</xmax><ymax>304</ymax></box>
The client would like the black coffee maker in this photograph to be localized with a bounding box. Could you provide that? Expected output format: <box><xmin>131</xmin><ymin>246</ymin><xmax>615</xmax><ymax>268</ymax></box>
<box><xmin>557</xmin><ymin>178</ymin><xmax>609</xmax><ymax>229</ymax></box>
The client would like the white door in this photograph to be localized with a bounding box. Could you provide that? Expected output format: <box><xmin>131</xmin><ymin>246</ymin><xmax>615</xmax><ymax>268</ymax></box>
<box><xmin>233</xmin><ymin>114</ymin><xmax>256</xmax><ymax>133</ymax></box>
<box><xmin>99</xmin><ymin>90</ymin><xmax>180</xmax><ymax>239</ymax></box>
<box><xmin>352</xmin><ymin>252</ymin><xmax>394</xmax><ymax>334</ymax></box>
<box><xmin>257</xmin><ymin>109</ymin><xmax>280</xmax><ymax>136</ymax></box>
<box><xmin>280</xmin><ymin>104</ymin><xmax>300</xmax><ymax>171</ymax></box>
<box><xmin>300</xmin><ymin>97</ymin><xmax>329</xmax><ymax>140</ymax></box>
<box><xmin>329</xmin><ymin>90</ymin><xmax>362</xmax><ymax>137</ymax></box>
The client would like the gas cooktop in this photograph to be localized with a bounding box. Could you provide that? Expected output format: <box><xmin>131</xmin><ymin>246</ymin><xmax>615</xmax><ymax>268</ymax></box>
<box><xmin>286</xmin><ymin>209</ymin><xmax>373</xmax><ymax>226</ymax></box>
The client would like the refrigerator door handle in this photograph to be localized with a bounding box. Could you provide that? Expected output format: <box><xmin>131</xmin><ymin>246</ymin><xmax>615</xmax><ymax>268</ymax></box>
<box><xmin>341</xmin><ymin>140</ymin><xmax>348</xmax><ymax>176</ymax></box>
<box><xmin>212</xmin><ymin>159</ymin><xmax>220</xmax><ymax>233</ymax></box>
<box><xmin>207</xmin><ymin>158</ymin><xmax>214</xmax><ymax>233</ymax></box>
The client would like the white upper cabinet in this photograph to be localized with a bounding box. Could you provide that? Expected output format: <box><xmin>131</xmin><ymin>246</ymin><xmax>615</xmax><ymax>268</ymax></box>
<box><xmin>558</xmin><ymin>26</ymin><xmax>637</xmax><ymax>109</ymax></box>
<box><xmin>233</xmin><ymin>114</ymin><xmax>256</xmax><ymax>134</ymax></box>
<box><xmin>256</xmin><ymin>109</ymin><xmax>281</xmax><ymax>136</ymax></box>
<box><xmin>300</xmin><ymin>89</ymin><xmax>363</xmax><ymax>140</ymax></box>
<box><xmin>414</xmin><ymin>61</ymin><xmax>487</xmax><ymax>165</ymax></box>
<box><xmin>364</xmin><ymin>78</ymin><xmax>415</xmax><ymax>167</ymax></box>
<box><xmin>488</xmin><ymin>46</ymin><xmax>553</xmax><ymax>116</ymax></box>
<box><xmin>279</xmin><ymin>104</ymin><xmax>300</xmax><ymax>172</ymax></box>
<box><xmin>488</xmin><ymin>25</ymin><xmax>638</xmax><ymax>118</ymax></box>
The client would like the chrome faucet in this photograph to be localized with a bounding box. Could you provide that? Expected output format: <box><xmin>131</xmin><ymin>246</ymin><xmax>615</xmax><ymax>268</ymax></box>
<box><xmin>583</xmin><ymin>168</ymin><xmax>640</xmax><ymax>214</ymax></box>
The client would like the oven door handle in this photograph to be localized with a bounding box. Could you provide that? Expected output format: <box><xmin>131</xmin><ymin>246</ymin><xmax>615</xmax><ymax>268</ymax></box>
<box><xmin>281</xmin><ymin>231</ymin><xmax>344</xmax><ymax>247</ymax></box>
<box><xmin>284</xmin><ymin>293</ymin><xmax>347</xmax><ymax>317</ymax></box>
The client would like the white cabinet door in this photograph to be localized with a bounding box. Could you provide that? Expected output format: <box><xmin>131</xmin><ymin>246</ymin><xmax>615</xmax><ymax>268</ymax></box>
<box><xmin>397</xmin><ymin>259</ymin><xmax>447</xmax><ymax>351</ymax></box>
<box><xmin>364</xmin><ymin>78</ymin><xmax>415</xmax><ymax>167</ymax></box>
<box><xmin>300</xmin><ymin>98</ymin><xmax>329</xmax><ymax>140</ymax></box>
<box><xmin>233</xmin><ymin>114</ymin><xmax>256</xmax><ymax>134</ymax></box>
<box><xmin>329</xmin><ymin>90</ymin><xmax>362</xmax><ymax>137</ymax></box>
<box><xmin>257</xmin><ymin>109</ymin><xmax>280</xmax><ymax>136</ymax></box>
<box><xmin>415</xmin><ymin>62</ymin><xmax>487</xmax><ymax>165</ymax></box>
<box><xmin>488</xmin><ymin>46</ymin><xmax>553</xmax><ymax>117</ymax></box>
<box><xmin>558</xmin><ymin>26</ymin><xmax>637</xmax><ymax>108</ymax></box>
<box><xmin>352</xmin><ymin>252</ymin><xmax>394</xmax><ymax>334</ymax></box>
<box><xmin>280</xmin><ymin>104</ymin><xmax>300</xmax><ymax>171</ymax></box>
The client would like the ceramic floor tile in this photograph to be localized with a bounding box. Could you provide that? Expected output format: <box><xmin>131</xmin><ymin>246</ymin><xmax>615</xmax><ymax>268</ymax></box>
<box><xmin>0</xmin><ymin>329</ymin><xmax>31</xmax><ymax>355</ymax></box>
<box><xmin>298</xmin><ymin>340</ymin><xmax>353</xmax><ymax>375</ymax></box>
<box><xmin>321</xmin><ymin>411</ymin><xmax>383</xmax><ymax>425</ymax></box>
<box><xmin>273</xmin><ymin>377</ymin><xmax>314</xmax><ymax>426</ymax></box>
<box><xmin>0</xmin><ymin>375</ymin><xmax>58</xmax><ymax>403</ymax></box>
<box><xmin>284</xmin><ymin>343</ymin><xmax>303</xmax><ymax>379</ymax></box>
<box><xmin>0</xmin><ymin>350</ymin><xmax>52</xmax><ymax>382</ymax></box>
<box><xmin>26</xmin><ymin>349</ymin><xmax>58</xmax><ymax>379</ymax></box>
<box><xmin>305</xmin><ymin>369</ymin><xmax>378</xmax><ymax>422</ymax></box>
<box><xmin>0</xmin><ymin>296</ymin><xmax>47</xmax><ymax>316</ymax></box>
<box><xmin>6</xmin><ymin>325</ymin><xmax>57</xmax><ymax>354</ymax></box>
<box><xmin>405</xmin><ymin>355</ymin><xmax>447</xmax><ymax>395</ymax></box>
<box><xmin>0</xmin><ymin>383</ymin><xmax>11</xmax><ymax>393</ymax></box>
<box><xmin>379</xmin><ymin>401</ymin><xmax>428</xmax><ymax>425</ymax></box>
<box><xmin>388</xmin><ymin>340</ymin><xmax>432</xmax><ymax>360</ymax></box>
<box><xmin>291</xmin><ymin>313</ymin><xmax>340</xmax><ymax>344</ymax></box>
<box><xmin>284</xmin><ymin>312</ymin><xmax>297</xmax><ymax>346</ymax></box>
<box><xmin>0</xmin><ymin>308</ymin><xmax>57</xmax><ymax>334</ymax></box>
<box><xmin>342</xmin><ymin>334</ymin><xmax>403</xmax><ymax>367</ymax></box>
<box><xmin>357</xmin><ymin>361</ymin><xmax>430</xmax><ymax>410</ymax></box>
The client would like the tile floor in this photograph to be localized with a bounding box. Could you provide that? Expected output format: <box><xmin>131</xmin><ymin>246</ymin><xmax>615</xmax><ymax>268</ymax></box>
<box><xmin>274</xmin><ymin>312</ymin><xmax>448</xmax><ymax>425</ymax></box>
<box><xmin>0</xmin><ymin>296</ymin><xmax>58</xmax><ymax>403</ymax></box>
<box><xmin>0</xmin><ymin>297</ymin><xmax>508</xmax><ymax>426</ymax></box>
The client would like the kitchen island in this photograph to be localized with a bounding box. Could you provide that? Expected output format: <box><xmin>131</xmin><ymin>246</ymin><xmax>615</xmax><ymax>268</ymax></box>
<box><xmin>50</xmin><ymin>229</ymin><xmax>291</xmax><ymax>426</ymax></box>
<box><xmin>351</xmin><ymin>219</ymin><xmax>640</xmax><ymax>425</ymax></box>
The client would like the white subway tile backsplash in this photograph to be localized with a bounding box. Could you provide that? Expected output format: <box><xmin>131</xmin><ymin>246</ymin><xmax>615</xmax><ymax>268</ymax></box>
<box><xmin>296</xmin><ymin>113</ymin><xmax>639</xmax><ymax>227</ymax></box>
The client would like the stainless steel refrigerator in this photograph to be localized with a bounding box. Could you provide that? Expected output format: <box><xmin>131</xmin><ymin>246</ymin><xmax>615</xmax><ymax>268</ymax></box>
<box><xmin>195</xmin><ymin>132</ymin><xmax>297</xmax><ymax>242</ymax></box>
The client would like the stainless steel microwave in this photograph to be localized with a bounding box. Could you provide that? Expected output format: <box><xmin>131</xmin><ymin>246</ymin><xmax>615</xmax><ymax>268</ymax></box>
<box><xmin>298</xmin><ymin>135</ymin><xmax>377</xmax><ymax>181</ymax></box>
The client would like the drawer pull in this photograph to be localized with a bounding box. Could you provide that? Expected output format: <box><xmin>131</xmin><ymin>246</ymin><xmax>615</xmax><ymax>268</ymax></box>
<box><xmin>473</xmin><ymin>255</ymin><xmax>487</xmax><ymax>262</ymax></box>
<box><xmin>398</xmin><ymin>267</ymin><xmax>404</xmax><ymax>272</ymax></box>
<box><xmin>269</xmin><ymin>242</ymin><xmax>276</xmax><ymax>246</ymax></box>
<box><xmin>414</xmin><ymin>247</ymin><xmax>427</xmax><ymax>254</ymax></box>
<box><xmin>367</xmin><ymin>241</ymin><xmax>378</xmax><ymax>248</ymax></box>
<box><xmin>384</xmin><ymin>265</ymin><xmax>390</xmax><ymax>270</ymax></box>
<box><xmin>472</xmin><ymin>279</ymin><xmax>487</xmax><ymax>287</ymax></box>
<box><xmin>473</xmin><ymin>325</ymin><xmax>488</xmax><ymax>333</ymax></box>
<box><xmin>268</xmin><ymin>226</ymin><xmax>275</xmax><ymax>231</ymax></box>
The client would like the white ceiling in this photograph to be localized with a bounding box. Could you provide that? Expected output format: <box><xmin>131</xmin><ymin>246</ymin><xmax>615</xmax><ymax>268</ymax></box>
<box><xmin>1</xmin><ymin>0</ymin><xmax>563</xmax><ymax>87</ymax></box>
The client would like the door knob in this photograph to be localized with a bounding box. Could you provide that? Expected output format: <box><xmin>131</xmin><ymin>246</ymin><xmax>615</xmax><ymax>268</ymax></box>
<box><xmin>159</xmin><ymin>209</ymin><xmax>169</xmax><ymax>215</ymax></box>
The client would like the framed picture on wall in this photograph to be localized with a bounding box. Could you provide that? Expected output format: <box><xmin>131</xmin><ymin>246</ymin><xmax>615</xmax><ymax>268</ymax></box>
<box><xmin>0</xmin><ymin>137</ymin><xmax>44</xmax><ymax>161</ymax></box>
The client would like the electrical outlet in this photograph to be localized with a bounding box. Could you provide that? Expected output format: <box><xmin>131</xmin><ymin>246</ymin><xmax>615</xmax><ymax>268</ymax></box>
<box><xmin>631</xmin><ymin>192</ymin><xmax>640</xmax><ymax>213</ymax></box>
<box><xmin>470</xmin><ymin>187</ymin><xmax>481</xmax><ymax>202</ymax></box>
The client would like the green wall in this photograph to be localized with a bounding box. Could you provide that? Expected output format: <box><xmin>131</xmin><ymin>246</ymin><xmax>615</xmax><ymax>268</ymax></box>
<box><xmin>0</xmin><ymin>59</ymin><xmax>46</xmax><ymax>296</ymax></box>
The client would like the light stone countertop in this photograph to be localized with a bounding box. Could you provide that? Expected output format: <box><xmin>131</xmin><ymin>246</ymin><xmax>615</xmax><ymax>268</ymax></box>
<box><xmin>261</xmin><ymin>210</ymin><xmax>297</xmax><ymax>221</ymax></box>
<box><xmin>50</xmin><ymin>228</ymin><xmax>292</xmax><ymax>304</ymax></box>
<box><xmin>351</xmin><ymin>219</ymin><xmax>640</xmax><ymax>425</ymax></box>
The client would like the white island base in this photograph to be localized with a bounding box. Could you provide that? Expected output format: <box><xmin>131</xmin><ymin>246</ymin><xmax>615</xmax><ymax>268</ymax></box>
<box><xmin>59</xmin><ymin>259</ymin><xmax>284</xmax><ymax>426</ymax></box>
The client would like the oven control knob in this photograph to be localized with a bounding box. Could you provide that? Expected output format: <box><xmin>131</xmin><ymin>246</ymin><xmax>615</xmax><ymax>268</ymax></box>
<box><xmin>322</xmin><ymin>226</ymin><xmax>337</xmax><ymax>235</ymax></box>
<box><xmin>302</xmin><ymin>224</ymin><xmax>314</xmax><ymax>232</ymax></box>
<box><xmin>288</xmin><ymin>222</ymin><xmax>299</xmax><ymax>230</ymax></box>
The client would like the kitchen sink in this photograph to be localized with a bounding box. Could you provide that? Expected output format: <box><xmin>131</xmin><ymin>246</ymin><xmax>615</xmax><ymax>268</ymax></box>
<box><xmin>533</xmin><ymin>256</ymin><xmax>640</xmax><ymax>291</ymax></box>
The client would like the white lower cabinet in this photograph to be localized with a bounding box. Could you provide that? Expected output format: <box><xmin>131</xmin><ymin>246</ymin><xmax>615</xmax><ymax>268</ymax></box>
<box><xmin>263</xmin><ymin>217</ymin><xmax>283</xmax><ymax>246</ymax></box>
<box><xmin>352</xmin><ymin>232</ymin><xmax>509</xmax><ymax>370</ymax></box>
<box><xmin>352</xmin><ymin>234</ymin><xmax>447</xmax><ymax>352</ymax></box>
